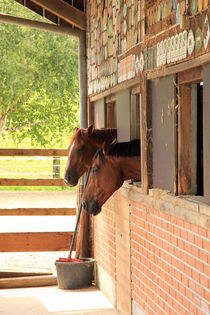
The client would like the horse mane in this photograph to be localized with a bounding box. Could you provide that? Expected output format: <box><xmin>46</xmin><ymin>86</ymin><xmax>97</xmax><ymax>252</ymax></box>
<box><xmin>94</xmin><ymin>139</ymin><xmax>141</xmax><ymax>161</ymax></box>
<box><xmin>108</xmin><ymin>139</ymin><xmax>140</xmax><ymax>157</ymax></box>
<box><xmin>70</xmin><ymin>128</ymin><xmax>117</xmax><ymax>145</ymax></box>
<box><xmin>89</xmin><ymin>128</ymin><xmax>117</xmax><ymax>144</ymax></box>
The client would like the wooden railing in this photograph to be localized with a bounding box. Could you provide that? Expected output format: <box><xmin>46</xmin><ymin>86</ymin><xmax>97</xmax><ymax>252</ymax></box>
<box><xmin>0</xmin><ymin>148</ymin><xmax>68</xmax><ymax>186</ymax></box>
<box><xmin>0</xmin><ymin>148</ymin><xmax>77</xmax><ymax>253</ymax></box>
<box><xmin>0</xmin><ymin>207</ymin><xmax>76</xmax><ymax>253</ymax></box>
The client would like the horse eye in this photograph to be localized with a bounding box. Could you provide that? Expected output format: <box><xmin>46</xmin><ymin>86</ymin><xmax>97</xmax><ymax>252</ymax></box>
<box><xmin>92</xmin><ymin>167</ymin><xmax>98</xmax><ymax>174</ymax></box>
<box><xmin>78</xmin><ymin>146</ymin><xmax>84</xmax><ymax>153</ymax></box>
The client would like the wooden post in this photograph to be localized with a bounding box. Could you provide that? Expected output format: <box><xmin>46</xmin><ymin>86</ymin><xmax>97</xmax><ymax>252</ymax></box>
<box><xmin>141</xmin><ymin>75</ymin><xmax>153</xmax><ymax>193</ymax></box>
<box><xmin>53</xmin><ymin>157</ymin><xmax>60</xmax><ymax>178</ymax></box>
<box><xmin>178</xmin><ymin>84</ymin><xmax>192</xmax><ymax>194</ymax></box>
<box><xmin>75</xmin><ymin>173</ymin><xmax>91</xmax><ymax>258</ymax></box>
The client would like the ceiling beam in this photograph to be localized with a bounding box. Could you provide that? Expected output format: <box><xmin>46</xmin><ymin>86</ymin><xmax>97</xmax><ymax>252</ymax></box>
<box><xmin>30</xmin><ymin>0</ymin><xmax>86</xmax><ymax>31</ymax></box>
<box><xmin>0</xmin><ymin>13</ymin><xmax>82</xmax><ymax>38</ymax></box>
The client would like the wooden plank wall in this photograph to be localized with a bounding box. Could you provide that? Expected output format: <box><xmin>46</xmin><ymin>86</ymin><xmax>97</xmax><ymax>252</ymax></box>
<box><xmin>114</xmin><ymin>192</ymin><xmax>131</xmax><ymax>315</ymax></box>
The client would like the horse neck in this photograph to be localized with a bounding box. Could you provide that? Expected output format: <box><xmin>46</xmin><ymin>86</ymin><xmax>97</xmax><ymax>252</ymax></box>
<box><xmin>117</xmin><ymin>156</ymin><xmax>141</xmax><ymax>180</ymax></box>
<box><xmin>90</xmin><ymin>129</ymin><xmax>117</xmax><ymax>148</ymax></box>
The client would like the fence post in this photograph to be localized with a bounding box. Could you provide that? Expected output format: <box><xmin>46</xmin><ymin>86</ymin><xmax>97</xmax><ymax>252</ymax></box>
<box><xmin>53</xmin><ymin>157</ymin><xmax>60</xmax><ymax>179</ymax></box>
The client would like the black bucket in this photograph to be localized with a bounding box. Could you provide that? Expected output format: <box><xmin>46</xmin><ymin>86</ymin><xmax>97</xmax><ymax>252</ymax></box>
<box><xmin>55</xmin><ymin>258</ymin><xmax>95</xmax><ymax>289</ymax></box>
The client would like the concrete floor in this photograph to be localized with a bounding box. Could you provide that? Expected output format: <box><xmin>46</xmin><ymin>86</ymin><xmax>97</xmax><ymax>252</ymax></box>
<box><xmin>0</xmin><ymin>285</ymin><xmax>119</xmax><ymax>315</ymax></box>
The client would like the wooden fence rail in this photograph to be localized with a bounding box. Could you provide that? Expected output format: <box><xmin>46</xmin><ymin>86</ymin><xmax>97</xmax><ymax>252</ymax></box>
<box><xmin>0</xmin><ymin>206</ymin><xmax>76</xmax><ymax>252</ymax></box>
<box><xmin>0</xmin><ymin>232</ymin><xmax>75</xmax><ymax>252</ymax></box>
<box><xmin>0</xmin><ymin>148</ymin><xmax>68</xmax><ymax>156</ymax></box>
<box><xmin>0</xmin><ymin>148</ymin><xmax>77</xmax><ymax>253</ymax></box>
<box><xmin>0</xmin><ymin>148</ymin><xmax>68</xmax><ymax>186</ymax></box>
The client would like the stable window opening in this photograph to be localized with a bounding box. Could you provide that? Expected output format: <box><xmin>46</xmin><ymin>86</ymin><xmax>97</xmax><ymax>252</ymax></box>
<box><xmin>178</xmin><ymin>69</ymin><xmax>204</xmax><ymax>197</ymax></box>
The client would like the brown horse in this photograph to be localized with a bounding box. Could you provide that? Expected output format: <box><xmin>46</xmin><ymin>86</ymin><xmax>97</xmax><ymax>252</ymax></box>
<box><xmin>83</xmin><ymin>139</ymin><xmax>141</xmax><ymax>216</ymax></box>
<box><xmin>64</xmin><ymin>125</ymin><xmax>117</xmax><ymax>186</ymax></box>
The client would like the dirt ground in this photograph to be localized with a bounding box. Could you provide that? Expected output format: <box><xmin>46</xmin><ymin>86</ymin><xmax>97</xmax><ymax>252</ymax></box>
<box><xmin>0</xmin><ymin>191</ymin><xmax>77</xmax><ymax>274</ymax></box>
<box><xmin>0</xmin><ymin>191</ymin><xmax>76</xmax><ymax>209</ymax></box>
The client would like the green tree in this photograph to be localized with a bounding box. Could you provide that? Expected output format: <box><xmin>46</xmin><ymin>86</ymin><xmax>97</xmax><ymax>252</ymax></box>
<box><xmin>0</xmin><ymin>0</ymin><xmax>79</xmax><ymax>147</ymax></box>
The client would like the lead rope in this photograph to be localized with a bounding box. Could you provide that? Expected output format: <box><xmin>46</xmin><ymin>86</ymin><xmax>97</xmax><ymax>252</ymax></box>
<box><xmin>68</xmin><ymin>168</ymin><xmax>91</xmax><ymax>259</ymax></box>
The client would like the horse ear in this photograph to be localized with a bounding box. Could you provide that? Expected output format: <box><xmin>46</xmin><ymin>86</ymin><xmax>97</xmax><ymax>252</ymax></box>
<box><xmin>87</xmin><ymin>124</ymin><xmax>93</xmax><ymax>135</ymax></box>
<box><xmin>102</xmin><ymin>141</ymin><xmax>110</xmax><ymax>155</ymax></box>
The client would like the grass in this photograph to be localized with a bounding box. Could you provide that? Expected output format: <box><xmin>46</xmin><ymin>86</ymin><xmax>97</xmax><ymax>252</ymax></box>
<box><xmin>0</xmin><ymin>134</ymin><xmax>75</xmax><ymax>191</ymax></box>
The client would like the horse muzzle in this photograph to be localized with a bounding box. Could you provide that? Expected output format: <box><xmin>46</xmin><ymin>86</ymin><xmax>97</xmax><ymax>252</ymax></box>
<box><xmin>83</xmin><ymin>199</ymin><xmax>101</xmax><ymax>216</ymax></box>
<box><xmin>64</xmin><ymin>172</ymin><xmax>79</xmax><ymax>187</ymax></box>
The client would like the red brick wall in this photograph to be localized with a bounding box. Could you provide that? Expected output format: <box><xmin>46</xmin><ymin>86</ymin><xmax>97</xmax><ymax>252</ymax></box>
<box><xmin>93</xmin><ymin>188</ymin><xmax>209</xmax><ymax>315</ymax></box>
<box><xmin>93</xmin><ymin>197</ymin><xmax>116</xmax><ymax>281</ymax></box>
<box><xmin>130</xmin><ymin>200</ymin><xmax>210</xmax><ymax>315</ymax></box>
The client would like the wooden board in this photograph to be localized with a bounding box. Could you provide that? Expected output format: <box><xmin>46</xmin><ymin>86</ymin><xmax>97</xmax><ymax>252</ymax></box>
<box><xmin>0</xmin><ymin>178</ymin><xmax>66</xmax><ymax>186</ymax></box>
<box><xmin>178</xmin><ymin>84</ymin><xmax>192</xmax><ymax>194</ymax></box>
<box><xmin>141</xmin><ymin>76</ymin><xmax>153</xmax><ymax>193</ymax></box>
<box><xmin>0</xmin><ymin>208</ymin><xmax>76</xmax><ymax>216</ymax></box>
<box><xmin>178</xmin><ymin>67</ymin><xmax>203</xmax><ymax>85</ymax></box>
<box><xmin>0</xmin><ymin>271</ymin><xmax>51</xmax><ymax>278</ymax></box>
<box><xmin>152</xmin><ymin>75</ymin><xmax>176</xmax><ymax>192</ymax></box>
<box><xmin>0</xmin><ymin>232</ymin><xmax>74</xmax><ymax>252</ymax></box>
<box><xmin>0</xmin><ymin>149</ymin><xmax>68</xmax><ymax>156</ymax></box>
<box><xmin>114</xmin><ymin>193</ymin><xmax>131</xmax><ymax>315</ymax></box>
<box><xmin>106</xmin><ymin>102</ymin><xmax>116</xmax><ymax>128</ymax></box>
<box><xmin>203</xmin><ymin>64</ymin><xmax>210</xmax><ymax>204</ymax></box>
<box><xmin>30</xmin><ymin>0</ymin><xmax>86</xmax><ymax>30</ymax></box>
<box><xmin>88</xmin><ymin>101</ymin><xmax>95</xmax><ymax>126</ymax></box>
<box><xmin>0</xmin><ymin>275</ymin><xmax>57</xmax><ymax>289</ymax></box>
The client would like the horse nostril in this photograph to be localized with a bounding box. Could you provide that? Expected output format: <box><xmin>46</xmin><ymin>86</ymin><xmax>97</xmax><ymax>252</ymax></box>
<box><xmin>68</xmin><ymin>175</ymin><xmax>72</xmax><ymax>183</ymax></box>
<box><xmin>83</xmin><ymin>202</ymin><xmax>87</xmax><ymax>211</ymax></box>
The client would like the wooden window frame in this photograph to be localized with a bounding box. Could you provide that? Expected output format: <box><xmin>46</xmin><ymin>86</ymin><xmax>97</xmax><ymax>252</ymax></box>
<box><xmin>177</xmin><ymin>66</ymin><xmax>203</xmax><ymax>196</ymax></box>
<box><xmin>130</xmin><ymin>88</ymin><xmax>141</xmax><ymax>140</ymax></box>
<box><xmin>105</xmin><ymin>95</ymin><xmax>116</xmax><ymax>129</ymax></box>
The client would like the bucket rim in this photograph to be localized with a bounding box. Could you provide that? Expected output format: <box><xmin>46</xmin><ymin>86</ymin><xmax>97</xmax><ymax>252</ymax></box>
<box><xmin>55</xmin><ymin>257</ymin><xmax>95</xmax><ymax>265</ymax></box>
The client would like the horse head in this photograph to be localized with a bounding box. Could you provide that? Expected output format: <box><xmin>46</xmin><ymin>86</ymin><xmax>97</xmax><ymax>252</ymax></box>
<box><xmin>64</xmin><ymin>125</ymin><xmax>96</xmax><ymax>186</ymax></box>
<box><xmin>82</xmin><ymin>143</ymin><xmax>124</xmax><ymax>216</ymax></box>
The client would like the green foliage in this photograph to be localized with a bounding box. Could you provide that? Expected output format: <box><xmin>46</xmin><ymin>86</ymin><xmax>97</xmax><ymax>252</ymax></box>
<box><xmin>0</xmin><ymin>0</ymin><xmax>79</xmax><ymax>147</ymax></box>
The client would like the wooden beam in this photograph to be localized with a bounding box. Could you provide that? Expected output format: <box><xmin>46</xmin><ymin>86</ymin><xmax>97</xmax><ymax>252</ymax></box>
<box><xmin>0</xmin><ymin>232</ymin><xmax>74</xmax><ymax>251</ymax></box>
<box><xmin>90</xmin><ymin>76</ymin><xmax>141</xmax><ymax>102</ymax></box>
<box><xmin>0</xmin><ymin>148</ymin><xmax>68</xmax><ymax>156</ymax></box>
<box><xmin>0</xmin><ymin>271</ymin><xmax>51</xmax><ymax>278</ymax></box>
<box><xmin>30</xmin><ymin>0</ymin><xmax>86</xmax><ymax>30</ymax></box>
<box><xmin>0</xmin><ymin>275</ymin><xmax>57</xmax><ymax>289</ymax></box>
<box><xmin>147</xmin><ymin>52</ymin><xmax>210</xmax><ymax>80</ymax></box>
<box><xmin>0</xmin><ymin>13</ymin><xmax>82</xmax><ymax>37</ymax></box>
<box><xmin>178</xmin><ymin>66</ymin><xmax>203</xmax><ymax>85</ymax></box>
<box><xmin>0</xmin><ymin>208</ymin><xmax>76</xmax><ymax>216</ymax></box>
<box><xmin>0</xmin><ymin>178</ymin><xmax>66</xmax><ymax>186</ymax></box>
